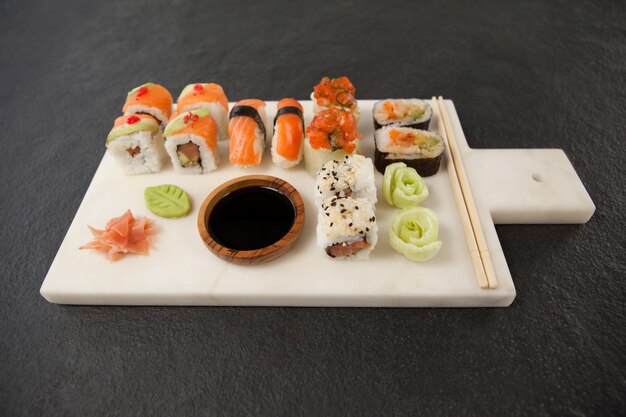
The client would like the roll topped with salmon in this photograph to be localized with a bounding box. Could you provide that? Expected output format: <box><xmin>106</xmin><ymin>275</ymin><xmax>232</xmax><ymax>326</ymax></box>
<box><xmin>123</xmin><ymin>82</ymin><xmax>173</xmax><ymax>127</ymax></box>
<box><xmin>106</xmin><ymin>114</ymin><xmax>167</xmax><ymax>175</ymax></box>
<box><xmin>175</xmin><ymin>83</ymin><xmax>229</xmax><ymax>141</ymax></box>
<box><xmin>163</xmin><ymin>109</ymin><xmax>219</xmax><ymax>174</ymax></box>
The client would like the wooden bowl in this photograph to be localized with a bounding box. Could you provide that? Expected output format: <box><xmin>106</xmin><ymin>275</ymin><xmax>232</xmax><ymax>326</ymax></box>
<box><xmin>197</xmin><ymin>175</ymin><xmax>305</xmax><ymax>265</ymax></box>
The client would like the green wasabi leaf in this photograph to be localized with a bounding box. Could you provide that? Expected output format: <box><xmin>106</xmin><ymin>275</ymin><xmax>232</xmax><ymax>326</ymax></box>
<box><xmin>144</xmin><ymin>184</ymin><xmax>191</xmax><ymax>218</ymax></box>
<box><xmin>382</xmin><ymin>162</ymin><xmax>429</xmax><ymax>208</ymax></box>
<box><xmin>389</xmin><ymin>207</ymin><xmax>442</xmax><ymax>262</ymax></box>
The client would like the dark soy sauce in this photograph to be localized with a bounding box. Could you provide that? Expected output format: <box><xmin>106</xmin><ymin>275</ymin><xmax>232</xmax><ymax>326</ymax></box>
<box><xmin>209</xmin><ymin>186</ymin><xmax>295</xmax><ymax>250</ymax></box>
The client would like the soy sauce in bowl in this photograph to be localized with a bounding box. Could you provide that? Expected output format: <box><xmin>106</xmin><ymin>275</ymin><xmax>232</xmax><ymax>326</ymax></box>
<box><xmin>208</xmin><ymin>186</ymin><xmax>295</xmax><ymax>251</ymax></box>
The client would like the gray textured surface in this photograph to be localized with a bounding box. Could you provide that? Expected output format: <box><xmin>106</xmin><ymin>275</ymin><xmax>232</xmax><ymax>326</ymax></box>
<box><xmin>1</xmin><ymin>0</ymin><xmax>625</xmax><ymax>416</ymax></box>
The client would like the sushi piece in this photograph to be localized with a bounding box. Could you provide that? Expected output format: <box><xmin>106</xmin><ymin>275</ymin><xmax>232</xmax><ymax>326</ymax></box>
<box><xmin>374</xmin><ymin>126</ymin><xmax>444</xmax><ymax>177</ymax></box>
<box><xmin>123</xmin><ymin>82</ymin><xmax>173</xmax><ymax>127</ymax></box>
<box><xmin>303</xmin><ymin>108</ymin><xmax>361</xmax><ymax>177</ymax></box>
<box><xmin>315</xmin><ymin>154</ymin><xmax>377</xmax><ymax>206</ymax></box>
<box><xmin>317</xmin><ymin>196</ymin><xmax>378</xmax><ymax>260</ymax></box>
<box><xmin>106</xmin><ymin>114</ymin><xmax>168</xmax><ymax>175</ymax></box>
<box><xmin>373</xmin><ymin>99</ymin><xmax>432</xmax><ymax>130</ymax></box>
<box><xmin>311</xmin><ymin>76</ymin><xmax>360</xmax><ymax>120</ymax></box>
<box><xmin>175</xmin><ymin>83</ymin><xmax>229</xmax><ymax>141</ymax></box>
<box><xmin>163</xmin><ymin>109</ymin><xmax>219</xmax><ymax>174</ymax></box>
<box><xmin>228</xmin><ymin>99</ymin><xmax>269</xmax><ymax>167</ymax></box>
<box><xmin>271</xmin><ymin>98</ymin><xmax>305</xmax><ymax>168</ymax></box>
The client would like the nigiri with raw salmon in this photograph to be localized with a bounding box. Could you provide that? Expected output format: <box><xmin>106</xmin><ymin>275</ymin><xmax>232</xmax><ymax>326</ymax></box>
<box><xmin>123</xmin><ymin>83</ymin><xmax>173</xmax><ymax>127</ymax></box>
<box><xmin>271</xmin><ymin>98</ymin><xmax>304</xmax><ymax>168</ymax></box>
<box><xmin>228</xmin><ymin>99</ymin><xmax>270</xmax><ymax>167</ymax></box>
<box><xmin>174</xmin><ymin>83</ymin><xmax>229</xmax><ymax>141</ymax></box>
<box><xmin>163</xmin><ymin>109</ymin><xmax>219</xmax><ymax>174</ymax></box>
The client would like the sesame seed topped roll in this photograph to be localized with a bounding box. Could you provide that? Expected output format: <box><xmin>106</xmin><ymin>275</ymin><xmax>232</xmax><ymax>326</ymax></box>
<box><xmin>315</xmin><ymin>154</ymin><xmax>377</xmax><ymax>206</ymax></box>
<box><xmin>316</xmin><ymin>196</ymin><xmax>378</xmax><ymax>260</ymax></box>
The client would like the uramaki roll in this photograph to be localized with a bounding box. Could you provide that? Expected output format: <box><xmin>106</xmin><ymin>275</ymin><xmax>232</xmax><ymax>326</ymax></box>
<box><xmin>174</xmin><ymin>83</ymin><xmax>229</xmax><ymax>141</ymax></box>
<box><xmin>163</xmin><ymin>109</ymin><xmax>219</xmax><ymax>174</ymax></box>
<box><xmin>106</xmin><ymin>114</ymin><xmax>167</xmax><ymax>175</ymax></box>
<box><xmin>303</xmin><ymin>108</ymin><xmax>361</xmax><ymax>177</ymax></box>
<box><xmin>123</xmin><ymin>83</ymin><xmax>173</xmax><ymax>127</ymax></box>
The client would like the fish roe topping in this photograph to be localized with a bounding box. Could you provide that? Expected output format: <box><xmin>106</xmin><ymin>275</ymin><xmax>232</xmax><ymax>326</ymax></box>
<box><xmin>183</xmin><ymin>112</ymin><xmax>199</xmax><ymax>126</ymax></box>
<box><xmin>193</xmin><ymin>83</ymin><xmax>204</xmax><ymax>92</ymax></box>
<box><xmin>306</xmin><ymin>108</ymin><xmax>360</xmax><ymax>152</ymax></box>
<box><xmin>126</xmin><ymin>115</ymin><xmax>141</xmax><ymax>124</ymax></box>
<box><xmin>313</xmin><ymin>77</ymin><xmax>357</xmax><ymax>110</ymax></box>
<box><xmin>136</xmin><ymin>86</ymin><xmax>149</xmax><ymax>98</ymax></box>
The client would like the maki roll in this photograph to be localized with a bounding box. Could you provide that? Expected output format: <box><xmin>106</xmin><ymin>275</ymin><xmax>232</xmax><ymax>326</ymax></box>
<box><xmin>228</xmin><ymin>99</ymin><xmax>269</xmax><ymax>167</ymax></box>
<box><xmin>315</xmin><ymin>155</ymin><xmax>377</xmax><ymax>206</ymax></box>
<box><xmin>311</xmin><ymin>76</ymin><xmax>360</xmax><ymax>120</ymax></box>
<box><xmin>271</xmin><ymin>98</ymin><xmax>305</xmax><ymax>168</ymax></box>
<box><xmin>303</xmin><ymin>108</ymin><xmax>361</xmax><ymax>177</ymax></box>
<box><xmin>317</xmin><ymin>196</ymin><xmax>378</xmax><ymax>260</ymax></box>
<box><xmin>174</xmin><ymin>83</ymin><xmax>229</xmax><ymax>141</ymax></box>
<box><xmin>123</xmin><ymin>83</ymin><xmax>173</xmax><ymax>127</ymax></box>
<box><xmin>373</xmin><ymin>99</ymin><xmax>432</xmax><ymax>130</ymax></box>
<box><xmin>106</xmin><ymin>114</ymin><xmax>167</xmax><ymax>175</ymax></box>
<box><xmin>374</xmin><ymin>126</ymin><xmax>444</xmax><ymax>177</ymax></box>
<box><xmin>163</xmin><ymin>109</ymin><xmax>219</xmax><ymax>174</ymax></box>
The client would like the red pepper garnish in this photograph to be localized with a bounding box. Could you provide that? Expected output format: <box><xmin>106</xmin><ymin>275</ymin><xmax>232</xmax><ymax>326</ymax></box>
<box><xmin>183</xmin><ymin>112</ymin><xmax>199</xmax><ymax>125</ymax></box>
<box><xmin>126</xmin><ymin>115</ymin><xmax>141</xmax><ymax>125</ymax></box>
<box><xmin>193</xmin><ymin>84</ymin><xmax>204</xmax><ymax>92</ymax></box>
<box><xmin>135</xmin><ymin>86</ymin><xmax>148</xmax><ymax>98</ymax></box>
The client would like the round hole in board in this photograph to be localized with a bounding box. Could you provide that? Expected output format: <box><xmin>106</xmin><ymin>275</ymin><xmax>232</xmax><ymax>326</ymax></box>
<box><xmin>532</xmin><ymin>173</ymin><xmax>544</xmax><ymax>182</ymax></box>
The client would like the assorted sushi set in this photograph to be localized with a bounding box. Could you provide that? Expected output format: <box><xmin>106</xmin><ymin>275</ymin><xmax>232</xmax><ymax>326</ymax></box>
<box><xmin>84</xmin><ymin>77</ymin><xmax>446</xmax><ymax>264</ymax></box>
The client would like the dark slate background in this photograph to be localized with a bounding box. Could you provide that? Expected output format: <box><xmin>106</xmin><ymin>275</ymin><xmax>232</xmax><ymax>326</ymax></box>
<box><xmin>1</xmin><ymin>0</ymin><xmax>624</xmax><ymax>416</ymax></box>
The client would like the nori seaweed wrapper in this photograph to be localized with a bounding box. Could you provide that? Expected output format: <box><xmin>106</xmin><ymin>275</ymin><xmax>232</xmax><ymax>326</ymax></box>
<box><xmin>229</xmin><ymin>105</ymin><xmax>267</xmax><ymax>141</ymax></box>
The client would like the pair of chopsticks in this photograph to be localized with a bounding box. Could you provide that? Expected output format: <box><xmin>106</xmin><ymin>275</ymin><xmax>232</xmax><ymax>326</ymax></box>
<box><xmin>432</xmin><ymin>96</ymin><xmax>498</xmax><ymax>289</ymax></box>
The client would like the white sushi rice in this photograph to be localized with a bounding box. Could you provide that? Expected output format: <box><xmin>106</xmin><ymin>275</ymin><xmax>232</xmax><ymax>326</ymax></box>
<box><xmin>316</xmin><ymin>196</ymin><xmax>378</xmax><ymax>260</ymax></box>
<box><xmin>310</xmin><ymin>92</ymin><xmax>360</xmax><ymax>121</ymax></box>
<box><xmin>314</xmin><ymin>154</ymin><xmax>377</xmax><ymax>206</ymax></box>
<box><xmin>164</xmin><ymin>133</ymin><xmax>219</xmax><ymax>174</ymax></box>
<box><xmin>176</xmin><ymin>102</ymin><xmax>229</xmax><ymax>142</ymax></box>
<box><xmin>124</xmin><ymin>104</ymin><xmax>169</xmax><ymax>128</ymax></box>
<box><xmin>375</xmin><ymin>127</ymin><xmax>444</xmax><ymax>159</ymax></box>
<box><xmin>107</xmin><ymin>130</ymin><xmax>167</xmax><ymax>175</ymax></box>
<box><xmin>373</xmin><ymin>99</ymin><xmax>432</xmax><ymax>127</ymax></box>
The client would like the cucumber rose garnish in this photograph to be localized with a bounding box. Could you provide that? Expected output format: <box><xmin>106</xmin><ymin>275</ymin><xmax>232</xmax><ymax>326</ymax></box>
<box><xmin>383</xmin><ymin>162</ymin><xmax>429</xmax><ymax>208</ymax></box>
<box><xmin>389</xmin><ymin>207</ymin><xmax>442</xmax><ymax>262</ymax></box>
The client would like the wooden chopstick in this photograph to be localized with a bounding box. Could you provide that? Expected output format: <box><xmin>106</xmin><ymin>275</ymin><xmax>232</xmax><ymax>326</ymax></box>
<box><xmin>432</xmin><ymin>97</ymin><xmax>497</xmax><ymax>289</ymax></box>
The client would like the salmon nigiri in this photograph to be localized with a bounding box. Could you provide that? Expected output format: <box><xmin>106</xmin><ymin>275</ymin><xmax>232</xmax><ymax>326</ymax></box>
<box><xmin>228</xmin><ymin>99</ymin><xmax>269</xmax><ymax>167</ymax></box>
<box><xmin>123</xmin><ymin>83</ymin><xmax>173</xmax><ymax>127</ymax></box>
<box><xmin>271</xmin><ymin>98</ymin><xmax>304</xmax><ymax>168</ymax></box>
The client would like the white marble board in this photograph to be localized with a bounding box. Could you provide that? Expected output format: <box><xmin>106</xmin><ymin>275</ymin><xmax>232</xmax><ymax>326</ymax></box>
<box><xmin>40</xmin><ymin>100</ymin><xmax>595</xmax><ymax>307</ymax></box>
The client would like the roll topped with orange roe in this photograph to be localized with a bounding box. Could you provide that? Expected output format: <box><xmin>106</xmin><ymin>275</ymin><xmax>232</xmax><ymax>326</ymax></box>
<box><xmin>303</xmin><ymin>108</ymin><xmax>361</xmax><ymax>176</ymax></box>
